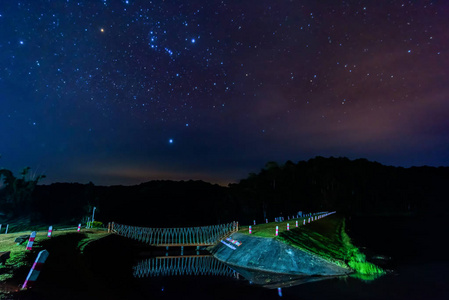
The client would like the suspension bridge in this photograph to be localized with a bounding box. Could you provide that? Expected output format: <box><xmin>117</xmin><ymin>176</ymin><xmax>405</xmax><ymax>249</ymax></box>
<box><xmin>112</xmin><ymin>221</ymin><xmax>238</xmax><ymax>247</ymax></box>
<box><xmin>133</xmin><ymin>255</ymin><xmax>238</xmax><ymax>278</ymax></box>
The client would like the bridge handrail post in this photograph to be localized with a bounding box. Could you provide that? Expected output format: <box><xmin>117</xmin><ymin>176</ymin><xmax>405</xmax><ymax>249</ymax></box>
<box><xmin>115</xmin><ymin>221</ymin><xmax>239</xmax><ymax>247</ymax></box>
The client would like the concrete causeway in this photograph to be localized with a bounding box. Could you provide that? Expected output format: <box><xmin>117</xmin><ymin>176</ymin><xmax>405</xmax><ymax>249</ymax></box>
<box><xmin>211</xmin><ymin>232</ymin><xmax>351</xmax><ymax>276</ymax></box>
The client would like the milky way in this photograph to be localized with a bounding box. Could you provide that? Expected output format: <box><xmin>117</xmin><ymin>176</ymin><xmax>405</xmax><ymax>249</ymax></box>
<box><xmin>1</xmin><ymin>1</ymin><xmax>448</xmax><ymax>185</ymax></box>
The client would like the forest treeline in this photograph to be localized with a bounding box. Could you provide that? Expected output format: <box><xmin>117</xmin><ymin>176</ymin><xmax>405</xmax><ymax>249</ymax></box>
<box><xmin>1</xmin><ymin>157</ymin><xmax>448</xmax><ymax>227</ymax></box>
<box><xmin>231</xmin><ymin>157</ymin><xmax>449</xmax><ymax>221</ymax></box>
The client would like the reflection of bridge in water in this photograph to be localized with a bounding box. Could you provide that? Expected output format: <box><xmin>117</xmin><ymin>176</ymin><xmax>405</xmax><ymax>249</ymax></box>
<box><xmin>133</xmin><ymin>255</ymin><xmax>238</xmax><ymax>278</ymax></box>
<box><xmin>112</xmin><ymin>222</ymin><xmax>238</xmax><ymax>247</ymax></box>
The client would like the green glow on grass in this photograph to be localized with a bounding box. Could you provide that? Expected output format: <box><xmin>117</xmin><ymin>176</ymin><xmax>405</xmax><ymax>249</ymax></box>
<box><xmin>277</xmin><ymin>216</ymin><xmax>385</xmax><ymax>277</ymax></box>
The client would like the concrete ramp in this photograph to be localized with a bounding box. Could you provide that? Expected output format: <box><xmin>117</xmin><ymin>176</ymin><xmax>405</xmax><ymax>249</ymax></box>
<box><xmin>211</xmin><ymin>232</ymin><xmax>351</xmax><ymax>276</ymax></box>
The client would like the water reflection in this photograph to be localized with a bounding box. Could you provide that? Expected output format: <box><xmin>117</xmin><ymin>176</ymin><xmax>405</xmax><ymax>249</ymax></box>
<box><xmin>133</xmin><ymin>254</ymin><xmax>340</xmax><ymax>290</ymax></box>
<box><xmin>133</xmin><ymin>255</ymin><xmax>238</xmax><ymax>278</ymax></box>
<box><xmin>229</xmin><ymin>264</ymin><xmax>340</xmax><ymax>289</ymax></box>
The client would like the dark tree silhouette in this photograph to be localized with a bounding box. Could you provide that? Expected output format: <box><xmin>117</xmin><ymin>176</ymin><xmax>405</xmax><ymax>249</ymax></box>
<box><xmin>0</xmin><ymin>166</ymin><xmax>46</xmax><ymax>216</ymax></box>
<box><xmin>230</xmin><ymin>156</ymin><xmax>449</xmax><ymax>221</ymax></box>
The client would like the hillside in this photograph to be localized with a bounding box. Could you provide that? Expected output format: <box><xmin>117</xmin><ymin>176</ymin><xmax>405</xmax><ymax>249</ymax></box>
<box><xmin>2</xmin><ymin>157</ymin><xmax>448</xmax><ymax>228</ymax></box>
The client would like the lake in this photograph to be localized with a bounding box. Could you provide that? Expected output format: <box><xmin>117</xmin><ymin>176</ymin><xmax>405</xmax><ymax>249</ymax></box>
<box><xmin>127</xmin><ymin>215</ymin><xmax>449</xmax><ymax>299</ymax></box>
<box><xmin>16</xmin><ymin>215</ymin><xmax>449</xmax><ymax>299</ymax></box>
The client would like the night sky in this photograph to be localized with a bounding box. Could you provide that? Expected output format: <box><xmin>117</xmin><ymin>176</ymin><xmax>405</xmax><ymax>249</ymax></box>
<box><xmin>1</xmin><ymin>1</ymin><xmax>448</xmax><ymax>186</ymax></box>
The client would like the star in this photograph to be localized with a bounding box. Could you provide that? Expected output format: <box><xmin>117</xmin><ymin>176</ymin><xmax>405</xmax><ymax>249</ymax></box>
<box><xmin>1</xmin><ymin>0</ymin><xmax>448</xmax><ymax>187</ymax></box>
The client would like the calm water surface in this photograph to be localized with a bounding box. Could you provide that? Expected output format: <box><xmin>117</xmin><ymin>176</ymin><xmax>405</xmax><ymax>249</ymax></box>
<box><xmin>129</xmin><ymin>216</ymin><xmax>449</xmax><ymax>299</ymax></box>
<box><xmin>15</xmin><ymin>215</ymin><xmax>448</xmax><ymax>299</ymax></box>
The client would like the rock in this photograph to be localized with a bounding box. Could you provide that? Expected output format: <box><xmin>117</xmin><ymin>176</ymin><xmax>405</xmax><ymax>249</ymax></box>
<box><xmin>14</xmin><ymin>235</ymin><xmax>30</xmax><ymax>244</ymax></box>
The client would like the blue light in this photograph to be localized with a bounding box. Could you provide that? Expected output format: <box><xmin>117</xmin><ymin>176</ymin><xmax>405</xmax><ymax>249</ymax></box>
<box><xmin>169</xmin><ymin>139</ymin><xmax>173</xmax><ymax>144</ymax></box>
<box><xmin>191</xmin><ymin>38</ymin><xmax>196</xmax><ymax>43</ymax></box>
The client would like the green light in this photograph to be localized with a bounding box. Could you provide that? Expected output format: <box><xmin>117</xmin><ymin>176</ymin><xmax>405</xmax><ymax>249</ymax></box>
<box><xmin>278</xmin><ymin>216</ymin><xmax>385</xmax><ymax>278</ymax></box>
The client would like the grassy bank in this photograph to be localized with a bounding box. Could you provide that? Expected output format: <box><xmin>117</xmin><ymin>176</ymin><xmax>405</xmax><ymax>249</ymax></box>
<box><xmin>239</xmin><ymin>214</ymin><xmax>385</xmax><ymax>276</ymax></box>
<box><xmin>0</xmin><ymin>217</ymin><xmax>83</xmax><ymax>234</ymax></box>
<box><xmin>0</xmin><ymin>227</ymin><xmax>110</xmax><ymax>298</ymax></box>
<box><xmin>238</xmin><ymin>215</ymin><xmax>322</xmax><ymax>238</ymax></box>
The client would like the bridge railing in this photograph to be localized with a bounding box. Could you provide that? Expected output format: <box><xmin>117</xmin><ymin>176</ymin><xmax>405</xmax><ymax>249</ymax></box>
<box><xmin>112</xmin><ymin>221</ymin><xmax>238</xmax><ymax>246</ymax></box>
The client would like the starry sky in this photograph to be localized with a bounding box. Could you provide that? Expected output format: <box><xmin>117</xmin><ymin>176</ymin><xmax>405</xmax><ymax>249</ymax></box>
<box><xmin>1</xmin><ymin>0</ymin><xmax>448</xmax><ymax>186</ymax></box>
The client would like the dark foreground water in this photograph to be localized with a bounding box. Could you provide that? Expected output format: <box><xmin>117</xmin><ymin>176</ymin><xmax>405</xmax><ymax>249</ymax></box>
<box><xmin>16</xmin><ymin>215</ymin><xmax>449</xmax><ymax>299</ymax></box>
